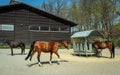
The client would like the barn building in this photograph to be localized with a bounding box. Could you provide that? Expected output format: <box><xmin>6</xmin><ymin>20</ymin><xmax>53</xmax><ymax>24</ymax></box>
<box><xmin>0</xmin><ymin>0</ymin><xmax>77</xmax><ymax>44</ymax></box>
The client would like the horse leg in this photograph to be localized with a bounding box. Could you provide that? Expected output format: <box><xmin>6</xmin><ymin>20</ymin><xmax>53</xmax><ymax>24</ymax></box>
<box><xmin>20</xmin><ymin>45</ymin><xmax>25</xmax><ymax>55</ymax></box>
<box><xmin>22</xmin><ymin>44</ymin><xmax>25</xmax><ymax>54</ymax></box>
<box><xmin>95</xmin><ymin>49</ymin><xmax>99</xmax><ymax>57</ymax></box>
<box><xmin>55</xmin><ymin>52</ymin><xmax>60</xmax><ymax>65</ymax></box>
<box><xmin>22</xmin><ymin>47</ymin><xmax>25</xmax><ymax>55</ymax></box>
<box><xmin>11</xmin><ymin>48</ymin><xmax>13</xmax><ymax>56</ymax></box>
<box><xmin>98</xmin><ymin>49</ymin><xmax>102</xmax><ymax>57</ymax></box>
<box><xmin>108</xmin><ymin>48</ymin><xmax>113</xmax><ymax>58</ymax></box>
<box><xmin>28</xmin><ymin>51</ymin><xmax>36</xmax><ymax>66</ymax></box>
<box><xmin>49</xmin><ymin>52</ymin><xmax>53</xmax><ymax>65</ymax></box>
<box><xmin>37</xmin><ymin>51</ymin><xmax>42</xmax><ymax>67</ymax></box>
<box><xmin>111</xmin><ymin>44</ymin><xmax>115</xmax><ymax>58</ymax></box>
<box><xmin>100</xmin><ymin>49</ymin><xmax>102</xmax><ymax>56</ymax></box>
<box><xmin>20</xmin><ymin>47</ymin><xmax>23</xmax><ymax>55</ymax></box>
<box><xmin>110</xmin><ymin>50</ymin><xmax>112</xmax><ymax>58</ymax></box>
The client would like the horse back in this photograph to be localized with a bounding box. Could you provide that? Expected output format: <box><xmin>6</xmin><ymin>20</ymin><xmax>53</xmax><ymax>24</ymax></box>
<box><xmin>8</xmin><ymin>41</ymin><xmax>24</xmax><ymax>48</ymax></box>
<box><xmin>93</xmin><ymin>41</ymin><xmax>113</xmax><ymax>49</ymax></box>
<box><xmin>34</xmin><ymin>41</ymin><xmax>58</xmax><ymax>52</ymax></box>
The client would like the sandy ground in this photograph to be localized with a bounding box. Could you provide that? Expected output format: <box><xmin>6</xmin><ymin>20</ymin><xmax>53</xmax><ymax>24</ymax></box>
<box><xmin>0</xmin><ymin>48</ymin><xmax>120</xmax><ymax>75</ymax></box>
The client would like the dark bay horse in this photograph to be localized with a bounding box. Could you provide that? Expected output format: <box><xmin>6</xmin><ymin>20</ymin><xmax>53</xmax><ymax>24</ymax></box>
<box><xmin>5</xmin><ymin>40</ymin><xmax>25</xmax><ymax>56</ymax></box>
<box><xmin>92</xmin><ymin>41</ymin><xmax>115</xmax><ymax>58</ymax></box>
<box><xmin>25</xmin><ymin>40</ymin><xmax>69</xmax><ymax>66</ymax></box>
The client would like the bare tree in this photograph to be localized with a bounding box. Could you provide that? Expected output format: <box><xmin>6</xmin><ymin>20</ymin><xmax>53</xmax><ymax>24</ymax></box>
<box><xmin>40</xmin><ymin>0</ymin><xmax>120</xmax><ymax>37</ymax></box>
<box><xmin>41</xmin><ymin>0</ymin><xmax>55</xmax><ymax>14</ymax></box>
<box><xmin>40</xmin><ymin>0</ymin><xmax>69</xmax><ymax>19</ymax></box>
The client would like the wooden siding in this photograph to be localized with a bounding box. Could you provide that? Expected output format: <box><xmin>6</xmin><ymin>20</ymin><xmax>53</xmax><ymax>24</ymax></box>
<box><xmin>0</xmin><ymin>7</ymin><xmax>71</xmax><ymax>44</ymax></box>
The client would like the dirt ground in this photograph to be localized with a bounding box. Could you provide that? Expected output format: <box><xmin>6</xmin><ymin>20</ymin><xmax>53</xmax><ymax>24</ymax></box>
<box><xmin>0</xmin><ymin>48</ymin><xmax>120</xmax><ymax>75</ymax></box>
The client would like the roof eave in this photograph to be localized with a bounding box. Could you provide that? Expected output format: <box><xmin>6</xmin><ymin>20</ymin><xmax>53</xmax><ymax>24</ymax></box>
<box><xmin>0</xmin><ymin>3</ymin><xmax>77</xmax><ymax>27</ymax></box>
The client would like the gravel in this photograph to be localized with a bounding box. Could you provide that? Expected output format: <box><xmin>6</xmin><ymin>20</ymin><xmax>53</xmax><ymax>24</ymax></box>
<box><xmin>0</xmin><ymin>48</ymin><xmax>120</xmax><ymax>75</ymax></box>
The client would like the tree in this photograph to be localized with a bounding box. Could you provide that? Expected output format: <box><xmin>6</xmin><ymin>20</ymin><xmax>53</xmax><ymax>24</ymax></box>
<box><xmin>69</xmin><ymin>0</ymin><xmax>99</xmax><ymax>31</ymax></box>
<box><xmin>40</xmin><ymin>0</ymin><xmax>120</xmax><ymax>39</ymax></box>
<box><xmin>40</xmin><ymin>0</ymin><xmax>69</xmax><ymax>18</ymax></box>
<box><xmin>41</xmin><ymin>0</ymin><xmax>55</xmax><ymax>14</ymax></box>
<box><xmin>69</xmin><ymin>0</ymin><xmax>120</xmax><ymax>40</ymax></box>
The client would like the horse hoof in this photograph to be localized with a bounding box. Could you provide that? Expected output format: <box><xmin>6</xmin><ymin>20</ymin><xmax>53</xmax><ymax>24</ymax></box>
<box><xmin>50</xmin><ymin>63</ymin><xmax>52</xmax><ymax>65</ymax></box>
<box><xmin>38</xmin><ymin>63</ymin><xmax>43</xmax><ymax>67</ymax></box>
<box><xmin>27</xmin><ymin>64</ymin><xmax>32</xmax><ymax>67</ymax></box>
<box><xmin>49</xmin><ymin>61</ymin><xmax>52</xmax><ymax>65</ymax></box>
<box><xmin>110</xmin><ymin>57</ymin><xmax>113</xmax><ymax>59</ymax></box>
<box><xmin>39</xmin><ymin>64</ymin><xmax>43</xmax><ymax>67</ymax></box>
<box><xmin>57</xmin><ymin>63</ymin><xmax>60</xmax><ymax>65</ymax></box>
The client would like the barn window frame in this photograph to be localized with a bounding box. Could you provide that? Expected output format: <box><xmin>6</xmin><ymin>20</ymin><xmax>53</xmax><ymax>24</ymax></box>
<box><xmin>40</xmin><ymin>26</ymin><xmax>50</xmax><ymax>32</ymax></box>
<box><xmin>60</xmin><ymin>27</ymin><xmax>69</xmax><ymax>32</ymax></box>
<box><xmin>50</xmin><ymin>27</ymin><xmax>60</xmax><ymax>32</ymax></box>
<box><xmin>29</xmin><ymin>26</ymin><xmax>40</xmax><ymax>31</ymax></box>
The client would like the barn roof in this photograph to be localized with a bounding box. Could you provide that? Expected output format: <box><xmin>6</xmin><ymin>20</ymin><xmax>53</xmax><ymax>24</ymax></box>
<box><xmin>0</xmin><ymin>2</ymin><xmax>77</xmax><ymax>27</ymax></box>
<box><xmin>71</xmin><ymin>30</ymin><xmax>103</xmax><ymax>38</ymax></box>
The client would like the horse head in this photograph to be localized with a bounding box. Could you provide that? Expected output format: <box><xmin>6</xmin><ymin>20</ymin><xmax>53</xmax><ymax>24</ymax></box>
<box><xmin>61</xmin><ymin>41</ymin><xmax>70</xmax><ymax>50</ymax></box>
<box><xmin>3</xmin><ymin>39</ymin><xmax>10</xmax><ymax>45</ymax></box>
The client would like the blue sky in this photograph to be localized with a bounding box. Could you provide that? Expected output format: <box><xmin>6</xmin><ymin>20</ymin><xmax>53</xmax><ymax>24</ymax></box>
<box><xmin>0</xmin><ymin>0</ymin><xmax>45</xmax><ymax>7</ymax></box>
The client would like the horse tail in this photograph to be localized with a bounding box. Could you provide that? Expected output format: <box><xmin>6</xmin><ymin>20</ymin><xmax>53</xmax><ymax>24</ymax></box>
<box><xmin>25</xmin><ymin>41</ymin><xmax>36</xmax><ymax>60</ymax></box>
<box><xmin>112</xmin><ymin>42</ymin><xmax>115</xmax><ymax>58</ymax></box>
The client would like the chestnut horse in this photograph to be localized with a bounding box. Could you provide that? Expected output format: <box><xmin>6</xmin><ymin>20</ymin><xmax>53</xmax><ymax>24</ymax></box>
<box><xmin>92</xmin><ymin>41</ymin><xmax>115</xmax><ymax>58</ymax></box>
<box><xmin>25</xmin><ymin>40</ymin><xmax>69</xmax><ymax>66</ymax></box>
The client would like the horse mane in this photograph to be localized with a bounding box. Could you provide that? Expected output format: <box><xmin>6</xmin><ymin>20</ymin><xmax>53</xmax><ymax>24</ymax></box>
<box><xmin>5</xmin><ymin>40</ymin><xmax>24</xmax><ymax>45</ymax></box>
<box><xmin>94</xmin><ymin>40</ymin><xmax>112</xmax><ymax>43</ymax></box>
<box><xmin>51</xmin><ymin>40</ymin><xmax>68</xmax><ymax>44</ymax></box>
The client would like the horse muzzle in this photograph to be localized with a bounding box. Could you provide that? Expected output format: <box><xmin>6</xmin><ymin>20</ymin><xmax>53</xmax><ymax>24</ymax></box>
<box><xmin>67</xmin><ymin>45</ymin><xmax>71</xmax><ymax>50</ymax></box>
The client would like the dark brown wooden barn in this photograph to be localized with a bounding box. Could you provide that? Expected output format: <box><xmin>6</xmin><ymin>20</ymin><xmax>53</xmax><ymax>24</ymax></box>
<box><xmin>0</xmin><ymin>1</ymin><xmax>77</xmax><ymax>44</ymax></box>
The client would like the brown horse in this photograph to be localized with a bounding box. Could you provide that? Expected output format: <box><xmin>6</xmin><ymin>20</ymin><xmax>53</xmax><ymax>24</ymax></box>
<box><xmin>25</xmin><ymin>40</ymin><xmax>69</xmax><ymax>66</ymax></box>
<box><xmin>5</xmin><ymin>40</ymin><xmax>25</xmax><ymax>56</ymax></box>
<box><xmin>92</xmin><ymin>41</ymin><xmax>115</xmax><ymax>58</ymax></box>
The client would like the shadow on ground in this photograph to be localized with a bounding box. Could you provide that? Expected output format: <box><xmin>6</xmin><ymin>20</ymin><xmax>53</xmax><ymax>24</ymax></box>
<box><xmin>27</xmin><ymin>59</ymin><xmax>69</xmax><ymax>67</ymax></box>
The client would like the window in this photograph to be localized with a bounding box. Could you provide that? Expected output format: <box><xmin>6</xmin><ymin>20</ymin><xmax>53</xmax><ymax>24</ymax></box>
<box><xmin>0</xmin><ymin>24</ymin><xmax>14</xmax><ymax>31</ymax></box>
<box><xmin>29</xmin><ymin>25</ymin><xmax>69</xmax><ymax>32</ymax></box>
<box><xmin>50</xmin><ymin>27</ymin><xmax>59</xmax><ymax>31</ymax></box>
<box><xmin>29</xmin><ymin>26</ymin><xmax>50</xmax><ymax>32</ymax></box>
<box><xmin>29</xmin><ymin>26</ymin><xmax>39</xmax><ymax>31</ymax></box>
<box><xmin>60</xmin><ymin>27</ymin><xmax>69</xmax><ymax>32</ymax></box>
<box><xmin>40</xmin><ymin>26</ymin><xmax>49</xmax><ymax>31</ymax></box>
